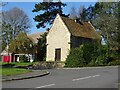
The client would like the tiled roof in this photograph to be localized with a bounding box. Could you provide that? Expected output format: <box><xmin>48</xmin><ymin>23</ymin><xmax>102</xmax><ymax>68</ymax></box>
<box><xmin>61</xmin><ymin>16</ymin><xmax>101</xmax><ymax>40</ymax></box>
<box><xmin>28</xmin><ymin>32</ymin><xmax>45</xmax><ymax>43</ymax></box>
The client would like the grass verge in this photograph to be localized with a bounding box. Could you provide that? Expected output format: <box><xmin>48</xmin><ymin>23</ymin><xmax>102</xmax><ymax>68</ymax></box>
<box><xmin>1</xmin><ymin>68</ymin><xmax>32</xmax><ymax>76</ymax></box>
<box><xmin>0</xmin><ymin>62</ymin><xmax>33</xmax><ymax>66</ymax></box>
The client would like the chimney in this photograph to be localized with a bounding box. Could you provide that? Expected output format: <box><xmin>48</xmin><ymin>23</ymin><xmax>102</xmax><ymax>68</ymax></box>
<box><xmin>75</xmin><ymin>19</ymin><xmax>77</xmax><ymax>23</ymax></box>
<box><xmin>74</xmin><ymin>19</ymin><xmax>79</xmax><ymax>23</ymax></box>
<box><xmin>88</xmin><ymin>21</ymin><xmax>91</xmax><ymax>24</ymax></box>
<box><xmin>75</xmin><ymin>19</ymin><xmax>83</xmax><ymax>25</ymax></box>
<box><xmin>46</xmin><ymin>28</ymin><xmax>50</xmax><ymax>32</ymax></box>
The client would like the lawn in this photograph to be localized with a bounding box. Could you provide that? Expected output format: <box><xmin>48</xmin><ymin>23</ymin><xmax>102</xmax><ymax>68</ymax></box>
<box><xmin>1</xmin><ymin>68</ymin><xmax>32</xmax><ymax>76</ymax></box>
<box><xmin>0</xmin><ymin>62</ymin><xmax>34</xmax><ymax>66</ymax></box>
<box><xmin>0</xmin><ymin>61</ymin><xmax>33</xmax><ymax>76</ymax></box>
<box><xmin>0</xmin><ymin>61</ymin><xmax>3</xmax><ymax>65</ymax></box>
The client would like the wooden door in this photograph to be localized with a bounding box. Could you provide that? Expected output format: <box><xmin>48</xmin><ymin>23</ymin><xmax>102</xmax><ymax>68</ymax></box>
<box><xmin>55</xmin><ymin>48</ymin><xmax>61</xmax><ymax>61</ymax></box>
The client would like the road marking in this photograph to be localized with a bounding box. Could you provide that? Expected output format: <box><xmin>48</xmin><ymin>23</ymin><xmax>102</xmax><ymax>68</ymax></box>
<box><xmin>92</xmin><ymin>75</ymin><xmax>100</xmax><ymax>77</ymax></box>
<box><xmin>72</xmin><ymin>76</ymin><xmax>92</xmax><ymax>81</ymax></box>
<box><xmin>72</xmin><ymin>75</ymin><xmax>100</xmax><ymax>81</ymax></box>
<box><xmin>35</xmin><ymin>84</ymin><xmax>55</xmax><ymax>88</ymax></box>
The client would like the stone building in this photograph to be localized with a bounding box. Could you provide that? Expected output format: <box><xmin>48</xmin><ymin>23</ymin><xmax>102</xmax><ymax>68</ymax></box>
<box><xmin>46</xmin><ymin>14</ymin><xmax>101</xmax><ymax>62</ymax></box>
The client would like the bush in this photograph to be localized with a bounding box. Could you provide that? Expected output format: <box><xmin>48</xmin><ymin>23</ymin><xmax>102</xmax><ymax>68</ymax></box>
<box><xmin>95</xmin><ymin>55</ymin><xmax>108</xmax><ymax>65</ymax></box>
<box><xmin>108</xmin><ymin>60</ymin><xmax>120</xmax><ymax>66</ymax></box>
<box><xmin>65</xmin><ymin>45</ymin><xmax>85</xmax><ymax>67</ymax></box>
<box><xmin>65</xmin><ymin>41</ymin><xmax>114</xmax><ymax>67</ymax></box>
<box><xmin>82</xmin><ymin>42</ymin><xmax>99</xmax><ymax>64</ymax></box>
<box><xmin>19</xmin><ymin>55</ymin><xmax>29</xmax><ymax>62</ymax></box>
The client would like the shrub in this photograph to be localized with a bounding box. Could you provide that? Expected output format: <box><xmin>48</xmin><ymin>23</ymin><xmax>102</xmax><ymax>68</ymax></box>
<box><xmin>65</xmin><ymin>45</ymin><xmax>85</xmax><ymax>67</ymax></box>
<box><xmin>19</xmin><ymin>55</ymin><xmax>29</xmax><ymax>62</ymax></box>
<box><xmin>82</xmin><ymin>42</ymin><xmax>99</xmax><ymax>64</ymax></box>
<box><xmin>65</xmin><ymin>41</ymin><xmax>114</xmax><ymax>67</ymax></box>
<box><xmin>95</xmin><ymin>55</ymin><xmax>108</xmax><ymax>65</ymax></box>
<box><xmin>108</xmin><ymin>60</ymin><xmax>120</xmax><ymax>65</ymax></box>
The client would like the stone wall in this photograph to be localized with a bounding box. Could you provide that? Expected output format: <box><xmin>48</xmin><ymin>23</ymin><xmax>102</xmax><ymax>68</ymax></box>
<box><xmin>46</xmin><ymin>14</ymin><xmax>71</xmax><ymax>62</ymax></box>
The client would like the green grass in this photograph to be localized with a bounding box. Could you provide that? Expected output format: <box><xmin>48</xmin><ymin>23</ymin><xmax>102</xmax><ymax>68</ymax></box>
<box><xmin>0</xmin><ymin>62</ymin><xmax>34</xmax><ymax>66</ymax></box>
<box><xmin>0</xmin><ymin>61</ymin><xmax>4</xmax><ymax>65</ymax></box>
<box><xmin>1</xmin><ymin>68</ymin><xmax>32</xmax><ymax>76</ymax></box>
<box><xmin>0</xmin><ymin>61</ymin><xmax>32</xmax><ymax>76</ymax></box>
<box><xmin>10</xmin><ymin>62</ymin><xmax>33</xmax><ymax>66</ymax></box>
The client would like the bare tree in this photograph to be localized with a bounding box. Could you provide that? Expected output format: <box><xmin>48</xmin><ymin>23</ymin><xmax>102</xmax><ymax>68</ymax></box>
<box><xmin>0</xmin><ymin>2</ymin><xmax>8</xmax><ymax>56</ymax></box>
<box><xmin>2</xmin><ymin>7</ymin><xmax>31</xmax><ymax>50</ymax></box>
<box><xmin>69</xmin><ymin>5</ymin><xmax>87</xmax><ymax>21</ymax></box>
<box><xmin>0</xmin><ymin>2</ymin><xmax>8</xmax><ymax>6</ymax></box>
<box><xmin>2</xmin><ymin>7</ymin><xmax>31</xmax><ymax>39</ymax></box>
<box><xmin>78</xmin><ymin>5</ymin><xmax>84</xmax><ymax>20</ymax></box>
<box><xmin>69</xmin><ymin>6</ymin><xmax>77</xmax><ymax>19</ymax></box>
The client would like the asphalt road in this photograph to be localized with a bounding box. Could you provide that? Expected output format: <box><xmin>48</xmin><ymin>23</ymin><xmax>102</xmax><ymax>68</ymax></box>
<box><xmin>2</xmin><ymin>66</ymin><xmax>119</xmax><ymax>89</ymax></box>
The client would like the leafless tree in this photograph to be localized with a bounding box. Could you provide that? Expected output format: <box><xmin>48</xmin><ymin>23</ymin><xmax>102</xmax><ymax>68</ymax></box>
<box><xmin>69</xmin><ymin>5</ymin><xmax>86</xmax><ymax>21</ymax></box>
<box><xmin>77</xmin><ymin>5</ymin><xmax>84</xmax><ymax>20</ymax></box>
<box><xmin>2</xmin><ymin>7</ymin><xmax>31</xmax><ymax>50</ymax></box>
<box><xmin>69</xmin><ymin>6</ymin><xmax>77</xmax><ymax>19</ymax></box>
<box><xmin>2</xmin><ymin>7</ymin><xmax>31</xmax><ymax>40</ymax></box>
<box><xmin>0</xmin><ymin>2</ymin><xmax>8</xmax><ymax>6</ymax></box>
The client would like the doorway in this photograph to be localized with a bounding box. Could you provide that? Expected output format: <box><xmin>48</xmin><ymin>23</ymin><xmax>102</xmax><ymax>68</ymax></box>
<box><xmin>55</xmin><ymin>48</ymin><xmax>61</xmax><ymax>61</ymax></box>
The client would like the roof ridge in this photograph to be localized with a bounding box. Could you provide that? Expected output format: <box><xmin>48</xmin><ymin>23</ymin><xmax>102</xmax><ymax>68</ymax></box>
<box><xmin>59</xmin><ymin>15</ymin><xmax>101</xmax><ymax>40</ymax></box>
<box><xmin>28</xmin><ymin>32</ymin><xmax>45</xmax><ymax>35</ymax></box>
<box><xmin>27</xmin><ymin>32</ymin><xmax>45</xmax><ymax>43</ymax></box>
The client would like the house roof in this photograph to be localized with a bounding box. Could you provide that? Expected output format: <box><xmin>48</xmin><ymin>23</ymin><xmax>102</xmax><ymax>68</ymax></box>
<box><xmin>1</xmin><ymin>50</ymin><xmax>8</xmax><ymax>55</ymax></box>
<box><xmin>1</xmin><ymin>32</ymin><xmax>45</xmax><ymax>55</ymax></box>
<box><xmin>1</xmin><ymin>48</ymin><xmax>12</xmax><ymax>55</ymax></box>
<box><xmin>28</xmin><ymin>32</ymin><xmax>45</xmax><ymax>43</ymax></box>
<box><xmin>60</xmin><ymin>16</ymin><xmax>101</xmax><ymax>40</ymax></box>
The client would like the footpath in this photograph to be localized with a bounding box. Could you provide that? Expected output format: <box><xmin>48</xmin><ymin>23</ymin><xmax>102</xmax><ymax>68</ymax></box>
<box><xmin>2</xmin><ymin>70</ymin><xmax>50</xmax><ymax>82</ymax></box>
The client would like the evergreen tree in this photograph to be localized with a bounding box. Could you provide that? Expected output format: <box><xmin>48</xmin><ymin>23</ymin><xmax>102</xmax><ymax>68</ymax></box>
<box><xmin>78</xmin><ymin>5</ymin><xmax>87</xmax><ymax>21</ymax></box>
<box><xmin>32</xmin><ymin>1</ymin><xmax>69</xmax><ymax>28</ymax></box>
<box><xmin>116</xmin><ymin>2</ymin><xmax>120</xmax><ymax>51</ymax></box>
<box><xmin>37</xmin><ymin>32</ymin><xmax>48</xmax><ymax>61</ymax></box>
<box><xmin>92</xmin><ymin>2</ymin><xmax>119</xmax><ymax>49</ymax></box>
<box><xmin>85</xmin><ymin>5</ymin><xmax>94</xmax><ymax>21</ymax></box>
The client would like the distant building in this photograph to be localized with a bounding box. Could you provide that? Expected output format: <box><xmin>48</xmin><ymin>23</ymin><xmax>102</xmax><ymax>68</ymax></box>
<box><xmin>1</xmin><ymin>32</ymin><xmax>45</xmax><ymax>62</ymax></box>
<box><xmin>46</xmin><ymin>14</ymin><xmax>101</xmax><ymax>62</ymax></box>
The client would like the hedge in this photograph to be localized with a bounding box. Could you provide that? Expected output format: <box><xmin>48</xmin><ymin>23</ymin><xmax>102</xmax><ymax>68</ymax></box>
<box><xmin>65</xmin><ymin>41</ymin><xmax>118</xmax><ymax>67</ymax></box>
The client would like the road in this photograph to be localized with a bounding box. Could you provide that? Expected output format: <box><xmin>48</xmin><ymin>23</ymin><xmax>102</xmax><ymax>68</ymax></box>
<box><xmin>2</xmin><ymin>66</ymin><xmax>119</xmax><ymax>89</ymax></box>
